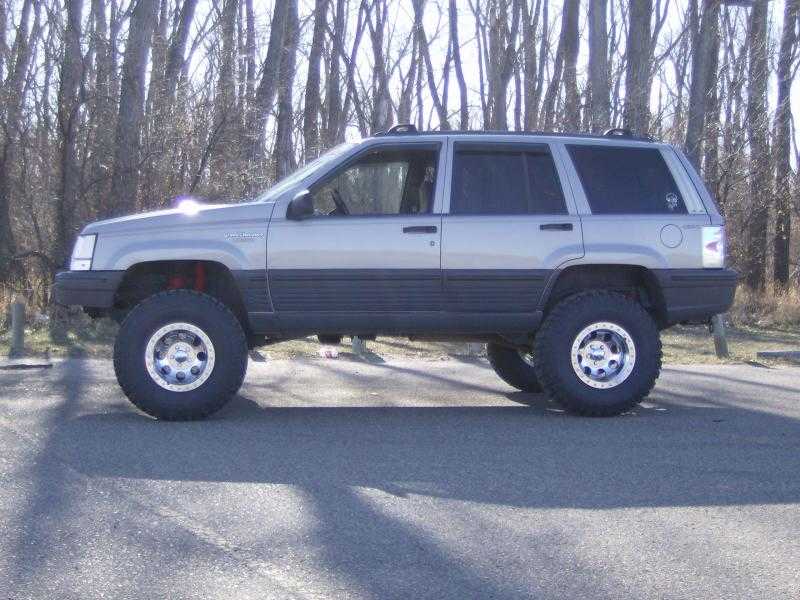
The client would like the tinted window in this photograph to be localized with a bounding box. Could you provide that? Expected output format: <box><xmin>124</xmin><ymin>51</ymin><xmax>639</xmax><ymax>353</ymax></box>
<box><xmin>568</xmin><ymin>145</ymin><xmax>687</xmax><ymax>214</ymax></box>
<box><xmin>450</xmin><ymin>147</ymin><xmax>566</xmax><ymax>215</ymax></box>
<box><xmin>312</xmin><ymin>148</ymin><xmax>438</xmax><ymax>216</ymax></box>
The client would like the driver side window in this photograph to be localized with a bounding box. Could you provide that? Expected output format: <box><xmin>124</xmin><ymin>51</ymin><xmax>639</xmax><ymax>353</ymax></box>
<box><xmin>312</xmin><ymin>147</ymin><xmax>438</xmax><ymax>217</ymax></box>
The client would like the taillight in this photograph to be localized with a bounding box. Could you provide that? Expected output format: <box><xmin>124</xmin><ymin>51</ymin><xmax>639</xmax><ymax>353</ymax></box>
<box><xmin>702</xmin><ymin>226</ymin><xmax>725</xmax><ymax>268</ymax></box>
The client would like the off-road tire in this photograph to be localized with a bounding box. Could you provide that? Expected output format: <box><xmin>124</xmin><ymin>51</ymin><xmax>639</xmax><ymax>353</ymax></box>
<box><xmin>113</xmin><ymin>290</ymin><xmax>248</xmax><ymax>420</ymax></box>
<box><xmin>533</xmin><ymin>290</ymin><xmax>661</xmax><ymax>417</ymax></box>
<box><xmin>487</xmin><ymin>343</ymin><xmax>542</xmax><ymax>393</ymax></box>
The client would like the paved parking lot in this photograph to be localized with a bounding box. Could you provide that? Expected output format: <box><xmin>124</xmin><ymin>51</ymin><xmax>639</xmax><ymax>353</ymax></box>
<box><xmin>1</xmin><ymin>358</ymin><xmax>799</xmax><ymax>599</ymax></box>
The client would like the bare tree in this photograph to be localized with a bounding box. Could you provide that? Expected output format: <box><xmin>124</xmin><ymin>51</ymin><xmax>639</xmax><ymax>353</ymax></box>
<box><xmin>210</xmin><ymin>0</ymin><xmax>240</xmax><ymax>189</ymax></box>
<box><xmin>245</xmin><ymin>0</ymin><xmax>288</xmax><ymax>168</ymax></box>
<box><xmin>588</xmin><ymin>0</ymin><xmax>610</xmax><ymax>132</ymax></box>
<box><xmin>54</xmin><ymin>0</ymin><xmax>84</xmax><ymax>267</ymax></box>
<box><xmin>521</xmin><ymin>0</ymin><xmax>542</xmax><ymax>130</ymax></box>
<box><xmin>772</xmin><ymin>0</ymin><xmax>799</xmax><ymax>285</ymax></box>
<box><xmin>324</xmin><ymin>0</ymin><xmax>346</xmax><ymax>146</ymax></box>
<box><xmin>368</xmin><ymin>0</ymin><xmax>393</xmax><ymax>132</ymax></box>
<box><xmin>624</xmin><ymin>0</ymin><xmax>653</xmax><ymax>134</ymax></box>
<box><xmin>484</xmin><ymin>0</ymin><xmax>521</xmax><ymax>130</ymax></box>
<box><xmin>274</xmin><ymin>0</ymin><xmax>298</xmax><ymax>180</ymax></box>
<box><xmin>450</xmin><ymin>0</ymin><xmax>469</xmax><ymax>129</ymax></box>
<box><xmin>413</xmin><ymin>0</ymin><xmax>450</xmax><ymax>130</ymax></box>
<box><xmin>303</xmin><ymin>0</ymin><xmax>327</xmax><ymax>159</ymax></box>
<box><xmin>108</xmin><ymin>0</ymin><xmax>158</xmax><ymax>217</ymax></box>
<box><xmin>164</xmin><ymin>0</ymin><xmax>198</xmax><ymax>104</ymax></box>
<box><xmin>742</xmin><ymin>0</ymin><xmax>770</xmax><ymax>289</ymax></box>
<box><xmin>0</xmin><ymin>0</ymin><xmax>37</xmax><ymax>277</ymax></box>
<box><xmin>560</xmin><ymin>0</ymin><xmax>580</xmax><ymax>130</ymax></box>
<box><xmin>684</xmin><ymin>0</ymin><xmax>721</xmax><ymax>169</ymax></box>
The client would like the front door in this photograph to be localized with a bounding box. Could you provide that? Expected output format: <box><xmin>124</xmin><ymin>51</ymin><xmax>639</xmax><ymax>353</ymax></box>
<box><xmin>267</xmin><ymin>142</ymin><xmax>445</xmax><ymax>334</ymax></box>
<box><xmin>440</xmin><ymin>140</ymin><xmax>584</xmax><ymax>331</ymax></box>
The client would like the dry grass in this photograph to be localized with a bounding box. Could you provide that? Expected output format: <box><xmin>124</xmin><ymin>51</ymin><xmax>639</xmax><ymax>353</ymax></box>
<box><xmin>729</xmin><ymin>285</ymin><xmax>800</xmax><ymax>329</ymax></box>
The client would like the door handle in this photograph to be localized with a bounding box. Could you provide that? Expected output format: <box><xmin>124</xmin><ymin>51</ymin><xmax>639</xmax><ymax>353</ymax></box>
<box><xmin>403</xmin><ymin>225</ymin><xmax>438</xmax><ymax>234</ymax></box>
<box><xmin>539</xmin><ymin>223</ymin><xmax>573</xmax><ymax>231</ymax></box>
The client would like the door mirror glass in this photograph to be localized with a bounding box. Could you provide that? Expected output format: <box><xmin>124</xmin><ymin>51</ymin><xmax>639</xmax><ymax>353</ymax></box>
<box><xmin>287</xmin><ymin>189</ymin><xmax>313</xmax><ymax>220</ymax></box>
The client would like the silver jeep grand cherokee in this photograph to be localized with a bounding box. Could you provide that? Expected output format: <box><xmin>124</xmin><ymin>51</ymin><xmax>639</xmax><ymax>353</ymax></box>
<box><xmin>54</xmin><ymin>126</ymin><xmax>737</xmax><ymax>420</ymax></box>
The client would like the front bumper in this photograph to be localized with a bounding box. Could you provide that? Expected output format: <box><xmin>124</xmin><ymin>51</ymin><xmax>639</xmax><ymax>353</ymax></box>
<box><xmin>52</xmin><ymin>270</ymin><xmax>125</xmax><ymax>308</ymax></box>
<box><xmin>654</xmin><ymin>268</ymin><xmax>738</xmax><ymax>324</ymax></box>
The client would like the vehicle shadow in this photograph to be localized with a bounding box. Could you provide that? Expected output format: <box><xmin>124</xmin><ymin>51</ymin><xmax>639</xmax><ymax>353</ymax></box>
<box><xmin>52</xmin><ymin>380</ymin><xmax>800</xmax><ymax>511</ymax></box>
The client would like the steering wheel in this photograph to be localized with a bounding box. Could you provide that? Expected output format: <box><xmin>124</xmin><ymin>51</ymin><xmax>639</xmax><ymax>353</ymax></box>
<box><xmin>329</xmin><ymin>188</ymin><xmax>350</xmax><ymax>216</ymax></box>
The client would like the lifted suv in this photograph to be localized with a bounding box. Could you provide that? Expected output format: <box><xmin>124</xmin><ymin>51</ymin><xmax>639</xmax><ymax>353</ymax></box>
<box><xmin>54</xmin><ymin>126</ymin><xmax>737</xmax><ymax>419</ymax></box>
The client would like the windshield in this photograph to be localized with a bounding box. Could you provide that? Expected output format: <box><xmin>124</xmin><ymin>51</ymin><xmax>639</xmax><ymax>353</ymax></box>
<box><xmin>256</xmin><ymin>143</ymin><xmax>357</xmax><ymax>202</ymax></box>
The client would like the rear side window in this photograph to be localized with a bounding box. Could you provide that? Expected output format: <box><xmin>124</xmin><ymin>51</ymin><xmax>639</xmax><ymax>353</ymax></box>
<box><xmin>450</xmin><ymin>146</ymin><xmax>567</xmax><ymax>215</ymax></box>
<box><xmin>567</xmin><ymin>145</ymin><xmax>687</xmax><ymax>214</ymax></box>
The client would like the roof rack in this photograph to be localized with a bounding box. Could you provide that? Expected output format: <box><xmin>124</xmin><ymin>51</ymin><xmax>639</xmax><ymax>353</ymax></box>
<box><xmin>372</xmin><ymin>125</ymin><xmax>655</xmax><ymax>142</ymax></box>
<box><xmin>603</xmin><ymin>127</ymin><xmax>635</xmax><ymax>138</ymax></box>
<box><xmin>376</xmin><ymin>123</ymin><xmax>418</xmax><ymax>136</ymax></box>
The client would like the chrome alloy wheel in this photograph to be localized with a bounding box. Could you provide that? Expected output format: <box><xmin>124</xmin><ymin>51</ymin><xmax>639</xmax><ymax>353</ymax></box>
<box><xmin>144</xmin><ymin>322</ymin><xmax>216</xmax><ymax>392</ymax></box>
<box><xmin>570</xmin><ymin>321</ymin><xmax>636</xmax><ymax>389</ymax></box>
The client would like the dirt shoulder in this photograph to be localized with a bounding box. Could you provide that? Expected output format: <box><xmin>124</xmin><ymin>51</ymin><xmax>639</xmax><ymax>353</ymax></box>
<box><xmin>2</xmin><ymin>319</ymin><xmax>798</xmax><ymax>366</ymax></box>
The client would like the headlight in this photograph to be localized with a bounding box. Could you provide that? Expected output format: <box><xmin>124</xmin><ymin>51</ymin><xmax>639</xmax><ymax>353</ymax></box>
<box><xmin>70</xmin><ymin>234</ymin><xmax>96</xmax><ymax>271</ymax></box>
<box><xmin>702</xmin><ymin>226</ymin><xmax>725</xmax><ymax>268</ymax></box>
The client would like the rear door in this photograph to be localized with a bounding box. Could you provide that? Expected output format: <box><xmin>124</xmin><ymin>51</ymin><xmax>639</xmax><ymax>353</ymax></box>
<box><xmin>440</xmin><ymin>140</ymin><xmax>584</xmax><ymax>329</ymax></box>
<box><xmin>266</xmin><ymin>141</ymin><xmax>445</xmax><ymax>333</ymax></box>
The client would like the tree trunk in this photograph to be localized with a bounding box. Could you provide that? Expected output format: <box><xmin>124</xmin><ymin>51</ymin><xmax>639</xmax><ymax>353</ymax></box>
<box><xmin>684</xmin><ymin>0</ymin><xmax>721</xmax><ymax>170</ymax></box>
<box><xmin>54</xmin><ymin>0</ymin><xmax>85</xmax><ymax>268</ymax></box>
<box><xmin>245</xmin><ymin>0</ymin><xmax>288</xmax><ymax>169</ymax></box>
<box><xmin>772</xmin><ymin>0</ymin><xmax>799</xmax><ymax>286</ymax></box>
<box><xmin>588</xmin><ymin>0</ymin><xmax>610</xmax><ymax>132</ymax></box>
<box><xmin>324</xmin><ymin>0</ymin><xmax>346</xmax><ymax>146</ymax></box>
<box><xmin>210</xmin><ymin>0</ymin><xmax>239</xmax><ymax>189</ymax></box>
<box><xmin>108</xmin><ymin>0</ymin><xmax>158</xmax><ymax>218</ymax></box>
<box><xmin>414</xmin><ymin>0</ymin><xmax>450</xmax><ymax>130</ymax></box>
<box><xmin>303</xmin><ymin>0</ymin><xmax>327</xmax><ymax>159</ymax></box>
<box><xmin>450</xmin><ymin>0</ymin><xmax>469</xmax><ymax>130</ymax></box>
<box><xmin>274</xmin><ymin>0</ymin><xmax>298</xmax><ymax>180</ymax></box>
<box><xmin>541</xmin><ymin>0</ymin><xmax>567</xmax><ymax>130</ymax></box>
<box><xmin>521</xmin><ymin>0</ymin><xmax>541</xmax><ymax>130</ymax></box>
<box><xmin>742</xmin><ymin>0</ymin><xmax>770</xmax><ymax>290</ymax></box>
<box><xmin>0</xmin><ymin>0</ymin><xmax>35</xmax><ymax>278</ymax></box>
<box><xmin>560</xmin><ymin>0</ymin><xmax>580</xmax><ymax>130</ymax></box>
<box><xmin>164</xmin><ymin>0</ymin><xmax>197</xmax><ymax>103</ymax></box>
<box><xmin>623</xmin><ymin>0</ymin><xmax>653</xmax><ymax>135</ymax></box>
<box><xmin>368</xmin><ymin>0</ymin><xmax>393</xmax><ymax>133</ymax></box>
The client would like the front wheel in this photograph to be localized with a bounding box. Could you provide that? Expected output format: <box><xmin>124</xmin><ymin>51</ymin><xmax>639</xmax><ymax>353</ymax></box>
<box><xmin>113</xmin><ymin>290</ymin><xmax>248</xmax><ymax>420</ymax></box>
<box><xmin>533</xmin><ymin>291</ymin><xmax>662</xmax><ymax>416</ymax></box>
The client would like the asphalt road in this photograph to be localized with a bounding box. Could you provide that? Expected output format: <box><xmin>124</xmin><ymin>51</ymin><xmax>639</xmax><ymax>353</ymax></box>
<box><xmin>1</xmin><ymin>357</ymin><xmax>799</xmax><ymax>599</ymax></box>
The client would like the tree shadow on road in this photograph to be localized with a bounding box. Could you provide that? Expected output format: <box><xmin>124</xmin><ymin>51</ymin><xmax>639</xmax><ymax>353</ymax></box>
<box><xmin>7</xmin><ymin>361</ymin><xmax>800</xmax><ymax>598</ymax></box>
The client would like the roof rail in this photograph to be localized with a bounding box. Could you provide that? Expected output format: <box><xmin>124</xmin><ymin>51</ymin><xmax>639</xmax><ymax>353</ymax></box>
<box><xmin>377</xmin><ymin>123</ymin><xmax>418</xmax><ymax>136</ymax></box>
<box><xmin>603</xmin><ymin>127</ymin><xmax>635</xmax><ymax>138</ymax></box>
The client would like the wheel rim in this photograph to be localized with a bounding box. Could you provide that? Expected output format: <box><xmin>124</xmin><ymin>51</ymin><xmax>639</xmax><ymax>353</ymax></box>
<box><xmin>144</xmin><ymin>322</ymin><xmax>216</xmax><ymax>392</ymax></box>
<box><xmin>570</xmin><ymin>321</ymin><xmax>636</xmax><ymax>389</ymax></box>
<box><xmin>518</xmin><ymin>350</ymin><xmax>535</xmax><ymax>367</ymax></box>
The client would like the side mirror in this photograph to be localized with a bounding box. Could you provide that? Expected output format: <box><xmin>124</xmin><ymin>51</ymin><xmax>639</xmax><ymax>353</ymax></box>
<box><xmin>286</xmin><ymin>189</ymin><xmax>313</xmax><ymax>220</ymax></box>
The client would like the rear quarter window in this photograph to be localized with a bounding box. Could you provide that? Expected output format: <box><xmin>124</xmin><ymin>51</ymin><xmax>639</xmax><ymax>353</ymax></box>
<box><xmin>567</xmin><ymin>145</ymin><xmax>687</xmax><ymax>215</ymax></box>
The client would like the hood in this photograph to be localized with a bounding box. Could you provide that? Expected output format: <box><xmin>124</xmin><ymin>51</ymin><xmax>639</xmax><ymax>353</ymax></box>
<box><xmin>82</xmin><ymin>200</ymin><xmax>274</xmax><ymax>236</ymax></box>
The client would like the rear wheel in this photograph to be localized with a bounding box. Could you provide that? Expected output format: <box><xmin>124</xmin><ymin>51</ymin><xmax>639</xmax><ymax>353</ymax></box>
<box><xmin>533</xmin><ymin>290</ymin><xmax>661</xmax><ymax>416</ymax></box>
<box><xmin>113</xmin><ymin>290</ymin><xmax>248</xmax><ymax>420</ymax></box>
<box><xmin>487</xmin><ymin>343</ymin><xmax>542</xmax><ymax>393</ymax></box>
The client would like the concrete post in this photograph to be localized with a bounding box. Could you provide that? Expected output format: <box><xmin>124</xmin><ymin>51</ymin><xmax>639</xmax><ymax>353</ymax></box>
<box><xmin>10</xmin><ymin>298</ymin><xmax>25</xmax><ymax>358</ymax></box>
<box><xmin>352</xmin><ymin>336</ymin><xmax>367</xmax><ymax>355</ymax></box>
<box><xmin>711</xmin><ymin>314</ymin><xmax>729</xmax><ymax>358</ymax></box>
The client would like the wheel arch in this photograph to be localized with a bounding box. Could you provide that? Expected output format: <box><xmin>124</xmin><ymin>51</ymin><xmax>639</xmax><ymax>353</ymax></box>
<box><xmin>113</xmin><ymin>260</ymin><xmax>251</xmax><ymax>333</ymax></box>
<box><xmin>541</xmin><ymin>264</ymin><xmax>668</xmax><ymax>327</ymax></box>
